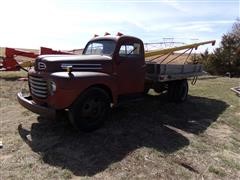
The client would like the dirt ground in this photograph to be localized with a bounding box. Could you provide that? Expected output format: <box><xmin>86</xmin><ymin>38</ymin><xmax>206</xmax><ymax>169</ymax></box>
<box><xmin>0</xmin><ymin>73</ymin><xmax>240</xmax><ymax>179</ymax></box>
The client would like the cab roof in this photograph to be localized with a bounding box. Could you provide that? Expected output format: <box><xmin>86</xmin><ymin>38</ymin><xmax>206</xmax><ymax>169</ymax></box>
<box><xmin>89</xmin><ymin>35</ymin><xmax>142</xmax><ymax>43</ymax></box>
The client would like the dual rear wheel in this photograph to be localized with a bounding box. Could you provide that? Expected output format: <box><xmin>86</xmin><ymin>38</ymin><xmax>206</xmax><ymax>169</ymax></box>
<box><xmin>168</xmin><ymin>79</ymin><xmax>189</xmax><ymax>102</ymax></box>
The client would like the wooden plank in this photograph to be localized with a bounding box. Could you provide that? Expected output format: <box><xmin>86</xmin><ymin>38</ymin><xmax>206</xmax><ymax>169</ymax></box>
<box><xmin>146</xmin><ymin>63</ymin><xmax>204</xmax><ymax>82</ymax></box>
<box><xmin>231</xmin><ymin>87</ymin><xmax>240</xmax><ymax>95</ymax></box>
<box><xmin>146</xmin><ymin>63</ymin><xmax>203</xmax><ymax>75</ymax></box>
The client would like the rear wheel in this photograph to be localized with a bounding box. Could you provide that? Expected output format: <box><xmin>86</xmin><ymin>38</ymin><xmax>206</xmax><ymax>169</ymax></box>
<box><xmin>168</xmin><ymin>79</ymin><xmax>188</xmax><ymax>102</ymax></box>
<box><xmin>69</xmin><ymin>88</ymin><xmax>111</xmax><ymax>132</ymax></box>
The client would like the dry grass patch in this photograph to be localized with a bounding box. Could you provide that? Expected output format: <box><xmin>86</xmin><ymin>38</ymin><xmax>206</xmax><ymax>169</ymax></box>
<box><xmin>0</xmin><ymin>75</ymin><xmax>239</xmax><ymax>179</ymax></box>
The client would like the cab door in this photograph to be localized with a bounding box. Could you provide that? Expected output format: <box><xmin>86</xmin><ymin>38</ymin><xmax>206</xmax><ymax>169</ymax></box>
<box><xmin>115</xmin><ymin>41</ymin><xmax>146</xmax><ymax>95</ymax></box>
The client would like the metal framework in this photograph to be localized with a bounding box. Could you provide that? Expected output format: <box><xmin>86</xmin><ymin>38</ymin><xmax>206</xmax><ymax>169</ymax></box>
<box><xmin>145</xmin><ymin>40</ymin><xmax>216</xmax><ymax>64</ymax></box>
<box><xmin>0</xmin><ymin>47</ymin><xmax>75</xmax><ymax>71</ymax></box>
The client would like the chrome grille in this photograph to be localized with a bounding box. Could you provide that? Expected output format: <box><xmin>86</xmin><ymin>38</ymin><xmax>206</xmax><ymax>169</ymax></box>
<box><xmin>29</xmin><ymin>76</ymin><xmax>48</xmax><ymax>98</ymax></box>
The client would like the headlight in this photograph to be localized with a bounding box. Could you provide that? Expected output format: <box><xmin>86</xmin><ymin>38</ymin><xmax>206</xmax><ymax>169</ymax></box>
<box><xmin>48</xmin><ymin>81</ymin><xmax>57</xmax><ymax>95</ymax></box>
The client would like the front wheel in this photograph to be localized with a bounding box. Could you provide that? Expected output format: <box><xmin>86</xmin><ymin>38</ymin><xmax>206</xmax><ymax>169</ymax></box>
<box><xmin>69</xmin><ymin>88</ymin><xmax>111</xmax><ymax>132</ymax></box>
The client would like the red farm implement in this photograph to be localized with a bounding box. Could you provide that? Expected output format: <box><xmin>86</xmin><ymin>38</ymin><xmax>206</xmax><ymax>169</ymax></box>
<box><xmin>0</xmin><ymin>47</ymin><xmax>76</xmax><ymax>71</ymax></box>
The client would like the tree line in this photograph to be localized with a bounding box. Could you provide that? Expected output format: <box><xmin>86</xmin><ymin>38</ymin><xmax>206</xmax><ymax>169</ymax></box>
<box><xmin>192</xmin><ymin>19</ymin><xmax>240</xmax><ymax>76</ymax></box>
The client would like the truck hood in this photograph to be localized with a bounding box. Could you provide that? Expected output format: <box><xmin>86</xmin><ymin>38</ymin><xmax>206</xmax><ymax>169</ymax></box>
<box><xmin>35</xmin><ymin>55</ymin><xmax>112</xmax><ymax>73</ymax></box>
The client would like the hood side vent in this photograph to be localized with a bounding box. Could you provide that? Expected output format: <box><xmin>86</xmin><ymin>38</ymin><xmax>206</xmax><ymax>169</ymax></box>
<box><xmin>61</xmin><ymin>63</ymin><xmax>103</xmax><ymax>70</ymax></box>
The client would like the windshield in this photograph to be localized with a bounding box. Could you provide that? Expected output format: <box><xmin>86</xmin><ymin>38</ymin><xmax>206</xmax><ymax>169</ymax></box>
<box><xmin>83</xmin><ymin>40</ymin><xmax>116</xmax><ymax>56</ymax></box>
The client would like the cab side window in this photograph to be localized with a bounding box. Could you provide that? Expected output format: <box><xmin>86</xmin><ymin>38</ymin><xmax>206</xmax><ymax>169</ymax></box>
<box><xmin>119</xmin><ymin>43</ymin><xmax>141</xmax><ymax>57</ymax></box>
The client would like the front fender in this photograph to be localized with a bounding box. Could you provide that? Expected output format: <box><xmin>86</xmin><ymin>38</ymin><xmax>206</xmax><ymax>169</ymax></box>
<box><xmin>50</xmin><ymin>71</ymin><xmax>112</xmax><ymax>88</ymax></box>
<box><xmin>48</xmin><ymin>71</ymin><xmax>117</xmax><ymax>109</ymax></box>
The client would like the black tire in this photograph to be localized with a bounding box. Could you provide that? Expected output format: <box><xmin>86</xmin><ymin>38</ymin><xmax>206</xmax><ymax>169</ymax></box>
<box><xmin>143</xmin><ymin>87</ymin><xmax>150</xmax><ymax>95</ymax></box>
<box><xmin>167</xmin><ymin>81</ymin><xmax>176</xmax><ymax>101</ymax></box>
<box><xmin>153</xmin><ymin>82</ymin><xmax>166</xmax><ymax>94</ymax></box>
<box><xmin>168</xmin><ymin>79</ymin><xmax>188</xmax><ymax>102</ymax></box>
<box><xmin>55</xmin><ymin>110</ymin><xmax>68</xmax><ymax>121</ymax></box>
<box><xmin>143</xmin><ymin>82</ymin><xmax>151</xmax><ymax>95</ymax></box>
<box><xmin>176</xmin><ymin>79</ymin><xmax>188</xmax><ymax>102</ymax></box>
<box><xmin>69</xmin><ymin>88</ymin><xmax>111</xmax><ymax>132</ymax></box>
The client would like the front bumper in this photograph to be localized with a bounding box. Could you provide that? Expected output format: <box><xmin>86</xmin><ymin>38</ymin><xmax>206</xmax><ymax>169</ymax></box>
<box><xmin>17</xmin><ymin>92</ymin><xmax>56</xmax><ymax>118</ymax></box>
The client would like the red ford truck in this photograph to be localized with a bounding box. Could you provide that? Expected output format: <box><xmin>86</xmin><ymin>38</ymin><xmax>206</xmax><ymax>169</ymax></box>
<box><xmin>17</xmin><ymin>34</ymin><xmax>215</xmax><ymax>131</ymax></box>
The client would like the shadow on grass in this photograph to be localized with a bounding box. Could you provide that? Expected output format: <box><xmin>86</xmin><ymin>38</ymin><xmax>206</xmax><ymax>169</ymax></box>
<box><xmin>18</xmin><ymin>94</ymin><xmax>228</xmax><ymax>176</ymax></box>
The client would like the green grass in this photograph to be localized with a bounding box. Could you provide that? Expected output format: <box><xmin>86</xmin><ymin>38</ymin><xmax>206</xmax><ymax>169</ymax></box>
<box><xmin>209</xmin><ymin>166</ymin><xmax>226</xmax><ymax>176</ymax></box>
<box><xmin>219</xmin><ymin>154</ymin><xmax>240</xmax><ymax>170</ymax></box>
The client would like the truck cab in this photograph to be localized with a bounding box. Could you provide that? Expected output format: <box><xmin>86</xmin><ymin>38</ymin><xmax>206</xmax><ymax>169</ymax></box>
<box><xmin>18</xmin><ymin>34</ymin><xmax>146</xmax><ymax>131</ymax></box>
<box><xmin>84</xmin><ymin>35</ymin><xmax>146</xmax><ymax>95</ymax></box>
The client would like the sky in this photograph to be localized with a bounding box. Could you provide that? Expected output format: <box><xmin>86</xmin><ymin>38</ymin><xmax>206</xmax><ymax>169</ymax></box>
<box><xmin>0</xmin><ymin>0</ymin><xmax>239</xmax><ymax>52</ymax></box>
